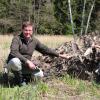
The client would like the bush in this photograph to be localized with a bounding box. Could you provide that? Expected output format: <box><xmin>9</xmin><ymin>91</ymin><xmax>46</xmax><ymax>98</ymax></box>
<box><xmin>37</xmin><ymin>20</ymin><xmax>65</xmax><ymax>35</ymax></box>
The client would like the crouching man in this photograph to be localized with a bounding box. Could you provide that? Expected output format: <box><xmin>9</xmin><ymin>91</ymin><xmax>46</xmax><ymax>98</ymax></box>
<box><xmin>6</xmin><ymin>21</ymin><xmax>69</xmax><ymax>86</ymax></box>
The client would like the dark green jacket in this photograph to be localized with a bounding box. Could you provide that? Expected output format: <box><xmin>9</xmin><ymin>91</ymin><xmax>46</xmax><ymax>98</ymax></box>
<box><xmin>7</xmin><ymin>33</ymin><xmax>59</xmax><ymax>63</ymax></box>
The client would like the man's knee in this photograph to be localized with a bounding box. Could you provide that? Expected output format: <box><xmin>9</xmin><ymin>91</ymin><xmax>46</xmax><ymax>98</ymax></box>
<box><xmin>7</xmin><ymin>58</ymin><xmax>22</xmax><ymax>71</ymax></box>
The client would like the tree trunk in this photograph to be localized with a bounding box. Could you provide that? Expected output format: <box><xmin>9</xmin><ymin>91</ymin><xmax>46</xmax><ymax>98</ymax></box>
<box><xmin>68</xmin><ymin>0</ymin><xmax>75</xmax><ymax>41</ymax></box>
<box><xmin>80</xmin><ymin>0</ymin><xmax>86</xmax><ymax>36</ymax></box>
<box><xmin>85</xmin><ymin>0</ymin><xmax>95</xmax><ymax>34</ymax></box>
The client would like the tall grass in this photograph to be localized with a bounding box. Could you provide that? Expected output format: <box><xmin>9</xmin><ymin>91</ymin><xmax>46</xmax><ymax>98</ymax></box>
<box><xmin>35</xmin><ymin>35</ymin><xmax>72</xmax><ymax>48</ymax></box>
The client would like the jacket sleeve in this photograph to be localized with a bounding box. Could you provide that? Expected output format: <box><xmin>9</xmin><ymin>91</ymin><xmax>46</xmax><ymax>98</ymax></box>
<box><xmin>35</xmin><ymin>39</ymin><xmax>59</xmax><ymax>57</ymax></box>
<box><xmin>10</xmin><ymin>36</ymin><xmax>27</xmax><ymax>62</ymax></box>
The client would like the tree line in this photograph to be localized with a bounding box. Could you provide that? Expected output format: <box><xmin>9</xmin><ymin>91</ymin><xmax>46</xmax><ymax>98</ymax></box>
<box><xmin>0</xmin><ymin>0</ymin><xmax>99</xmax><ymax>35</ymax></box>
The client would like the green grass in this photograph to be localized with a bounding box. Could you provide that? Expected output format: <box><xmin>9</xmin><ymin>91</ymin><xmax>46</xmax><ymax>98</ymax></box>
<box><xmin>60</xmin><ymin>75</ymin><xmax>100</xmax><ymax>99</ymax></box>
<box><xmin>0</xmin><ymin>81</ymin><xmax>48</xmax><ymax>100</ymax></box>
<box><xmin>0</xmin><ymin>74</ymin><xmax>100</xmax><ymax>100</ymax></box>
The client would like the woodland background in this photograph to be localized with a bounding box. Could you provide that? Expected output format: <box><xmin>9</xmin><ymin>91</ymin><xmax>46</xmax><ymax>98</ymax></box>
<box><xmin>0</xmin><ymin>0</ymin><xmax>99</xmax><ymax>35</ymax></box>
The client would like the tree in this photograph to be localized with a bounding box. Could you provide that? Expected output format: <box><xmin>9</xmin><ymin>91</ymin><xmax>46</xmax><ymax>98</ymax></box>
<box><xmin>53</xmin><ymin>0</ymin><xmax>100</xmax><ymax>35</ymax></box>
<box><xmin>0</xmin><ymin>0</ymin><xmax>99</xmax><ymax>35</ymax></box>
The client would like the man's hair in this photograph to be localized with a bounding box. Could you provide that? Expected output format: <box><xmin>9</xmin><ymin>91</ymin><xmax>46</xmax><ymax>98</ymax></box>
<box><xmin>22</xmin><ymin>21</ymin><xmax>34</xmax><ymax>29</ymax></box>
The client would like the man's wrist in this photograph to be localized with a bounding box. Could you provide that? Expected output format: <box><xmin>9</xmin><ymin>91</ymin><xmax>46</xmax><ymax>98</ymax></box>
<box><xmin>59</xmin><ymin>54</ymin><xmax>64</xmax><ymax>58</ymax></box>
<box><xmin>26</xmin><ymin>59</ymin><xmax>30</xmax><ymax>64</ymax></box>
<box><xmin>58</xmin><ymin>54</ymin><xmax>61</xmax><ymax>57</ymax></box>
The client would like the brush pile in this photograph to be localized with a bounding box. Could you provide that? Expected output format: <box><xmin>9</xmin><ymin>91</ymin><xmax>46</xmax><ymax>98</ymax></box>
<box><xmin>34</xmin><ymin>31</ymin><xmax>100</xmax><ymax>81</ymax></box>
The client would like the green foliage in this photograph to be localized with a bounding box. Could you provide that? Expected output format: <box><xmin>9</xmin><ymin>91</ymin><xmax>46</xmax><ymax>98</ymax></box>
<box><xmin>76</xmin><ymin>81</ymin><xmax>86</xmax><ymax>94</ymax></box>
<box><xmin>60</xmin><ymin>75</ymin><xmax>100</xmax><ymax>98</ymax></box>
<box><xmin>0</xmin><ymin>0</ymin><xmax>99</xmax><ymax>35</ymax></box>
<box><xmin>38</xmin><ymin>20</ymin><xmax>64</xmax><ymax>35</ymax></box>
<box><xmin>53</xmin><ymin>0</ymin><xmax>70</xmax><ymax>34</ymax></box>
<box><xmin>53</xmin><ymin>0</ymin><xmax>100</xmax><ymax>34</ymax></box>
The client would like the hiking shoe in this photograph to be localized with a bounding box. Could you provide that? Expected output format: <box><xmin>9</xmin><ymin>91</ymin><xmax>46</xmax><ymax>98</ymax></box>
<box><xmin>19</xmin><ymin>81</ymin><xmax>27</xmax><ymax>87</ymax></box>
<box><xmin>3</xmin><ymin>73</ymin><xmax>9</xmax><ymax>84</ymax></box>
<box><xmin>19</xmin><ymin>79</ymin><xmax>27</xmax><ymax>87</ymax></box>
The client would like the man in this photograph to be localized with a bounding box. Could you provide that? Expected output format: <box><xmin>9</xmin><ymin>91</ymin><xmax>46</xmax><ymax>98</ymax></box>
<box><xmin>6</xmin><ymin>21</ymin><xmax>69</xmax><ymax>86</ymax></box>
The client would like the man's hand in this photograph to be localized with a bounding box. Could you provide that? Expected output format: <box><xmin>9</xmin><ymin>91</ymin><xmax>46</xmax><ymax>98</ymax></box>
<box><xmin>26</xmin><ymin>60</ymin><xmax>36</xmax><ymax>69</ymax></box>
<box><xmin>92</xmin><ymin>42</ymin><xmax>100</xmax><ymax>49</ymax></box>
<box><xmin>91</xmin><ymin>42</ymin><xmax>96</xmax><ymax>48</ymax></box>
<box><xmin>59</xmin><ymin>54</ymin><xmax>72</xmax><ymax>59</ymax></box>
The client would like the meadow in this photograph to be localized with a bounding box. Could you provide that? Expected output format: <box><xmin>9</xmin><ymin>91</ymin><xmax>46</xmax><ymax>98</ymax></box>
<box><xmin>0</xmin><ymin>35</ymin><xmax>100</xmax><ymax>100</ymax></box>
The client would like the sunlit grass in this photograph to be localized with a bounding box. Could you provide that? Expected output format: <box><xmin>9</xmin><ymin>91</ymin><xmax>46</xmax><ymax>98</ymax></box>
<box><xmin>35</xmin><ymin>35</ymin><xmax>72</xmax><ymax>48</ymax></box>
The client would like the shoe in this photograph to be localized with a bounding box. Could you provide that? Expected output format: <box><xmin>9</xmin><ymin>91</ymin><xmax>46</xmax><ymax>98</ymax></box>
<box><xmin>13</xmin><ymin>70</ymin><xmax>27</xmax><ymax>86</ymax></box>
<box><xmin>19</xmin><ymin>81</ymin><xmax>27</xmax><ymax>87</ymax></box>
<box><xmin>3</xmin><ymin>73</ymin><xmax>9</xmax><ymax>84</ymax></box>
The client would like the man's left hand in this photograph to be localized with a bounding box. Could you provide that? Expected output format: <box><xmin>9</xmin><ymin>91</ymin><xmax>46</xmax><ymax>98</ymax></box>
<box><xmin>59</xmin><ymin>54</ymin><xmax>72</xmax><ymax>59</ymax></box>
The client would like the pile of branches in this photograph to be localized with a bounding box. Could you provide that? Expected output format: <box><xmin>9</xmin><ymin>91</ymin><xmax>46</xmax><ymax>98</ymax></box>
<box><xmin>35</xmin><ymin>32</ymin><xmax>100</xmax><ymax>81</ymax></box>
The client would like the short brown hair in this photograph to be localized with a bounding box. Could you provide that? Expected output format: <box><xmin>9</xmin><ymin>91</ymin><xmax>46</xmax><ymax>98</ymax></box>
<box><xmin>22</xmin><ymin>21</ymin><xmax>34</xmax><ymax>29</ymax></box>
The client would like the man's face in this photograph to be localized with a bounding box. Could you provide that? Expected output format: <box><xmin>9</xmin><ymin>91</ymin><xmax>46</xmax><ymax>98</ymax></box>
<box><xmin>22</xmin><ymin>26</ymin><xmax>33</xmax><ymax>39</ymax></box>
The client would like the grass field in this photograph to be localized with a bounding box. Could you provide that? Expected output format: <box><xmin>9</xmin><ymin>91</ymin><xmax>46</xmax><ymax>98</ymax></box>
<box><xmin>0</xmin><ymin>35</ymin><xmax>100</xmax><ymax>100</ymax></box>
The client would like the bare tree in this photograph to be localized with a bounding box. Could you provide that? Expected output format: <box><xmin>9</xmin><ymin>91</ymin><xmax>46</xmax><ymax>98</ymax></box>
<box><xmin>85</xmin><ymin>0</ymin><xmax>96</xmax><ymax>34</ymax></box>
<box><xmin>33</xmin><ymin>0</ymin><xmax>41</xmax><ymax>34</ymax></box>
<box><xmin>36</xmin><ymin>0</ymin><xmax>41</xmax><ymax>34</ymax></box>
<box><xmin>68</xmin><ymin>0</ymin><xmax>75</xmax><ymax>41</ymax></box>
<box><xmin>80</xmin><ymin>0</ymin><xmax>86</xmax><ymax>36</ymax></box>
<box><xmin>28</xmin><ymin>0</ymin><xmax>33</xmax><ymax>22</ymax></box>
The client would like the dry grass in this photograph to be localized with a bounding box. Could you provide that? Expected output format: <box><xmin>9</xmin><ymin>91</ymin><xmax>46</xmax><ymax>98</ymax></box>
<box><xmin>35</xmin><ymin>35</ymin><xmax>73</xmax><ymax>48</ymax></box>
<box><xmin>0</xmin><ymin>35</ymin><xmax>13</xmax><ymax>70</ymax></box>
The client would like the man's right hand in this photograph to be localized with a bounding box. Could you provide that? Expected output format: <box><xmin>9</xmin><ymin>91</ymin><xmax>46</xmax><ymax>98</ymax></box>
<box><xmin>26</xmin><ymin>60</ymin><xmax>36</xmax><ymax>69</ymax></box>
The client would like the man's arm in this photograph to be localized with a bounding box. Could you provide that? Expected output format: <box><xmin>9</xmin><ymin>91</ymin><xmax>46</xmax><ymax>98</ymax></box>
<box><xmin>92</xmin><ymin>42</ymin><xmax>100</xmax><ymax>49</ymax></box>
<box><xmin>10</xmin><ymin>36</ymin><xmax>27</xmax><ymax>62</ymax></box>
<box><xmin>35</xmin><ymin>39</ymin><xmax>59</xmax><ymax>57</ymax></box>
<box><xmin>94</xmin><ymin>45</ymin><xmax>100</xmax><ymax>49</ymax></box>
<box><xmin>10</xmin><ymin>37</ymin><xmax>36</xmax><ymax>69</ymax></box>
<box><xmin>35</xmin><ymin>39</ymin><xmax>71</xmax><ymax>59</ymax></box>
